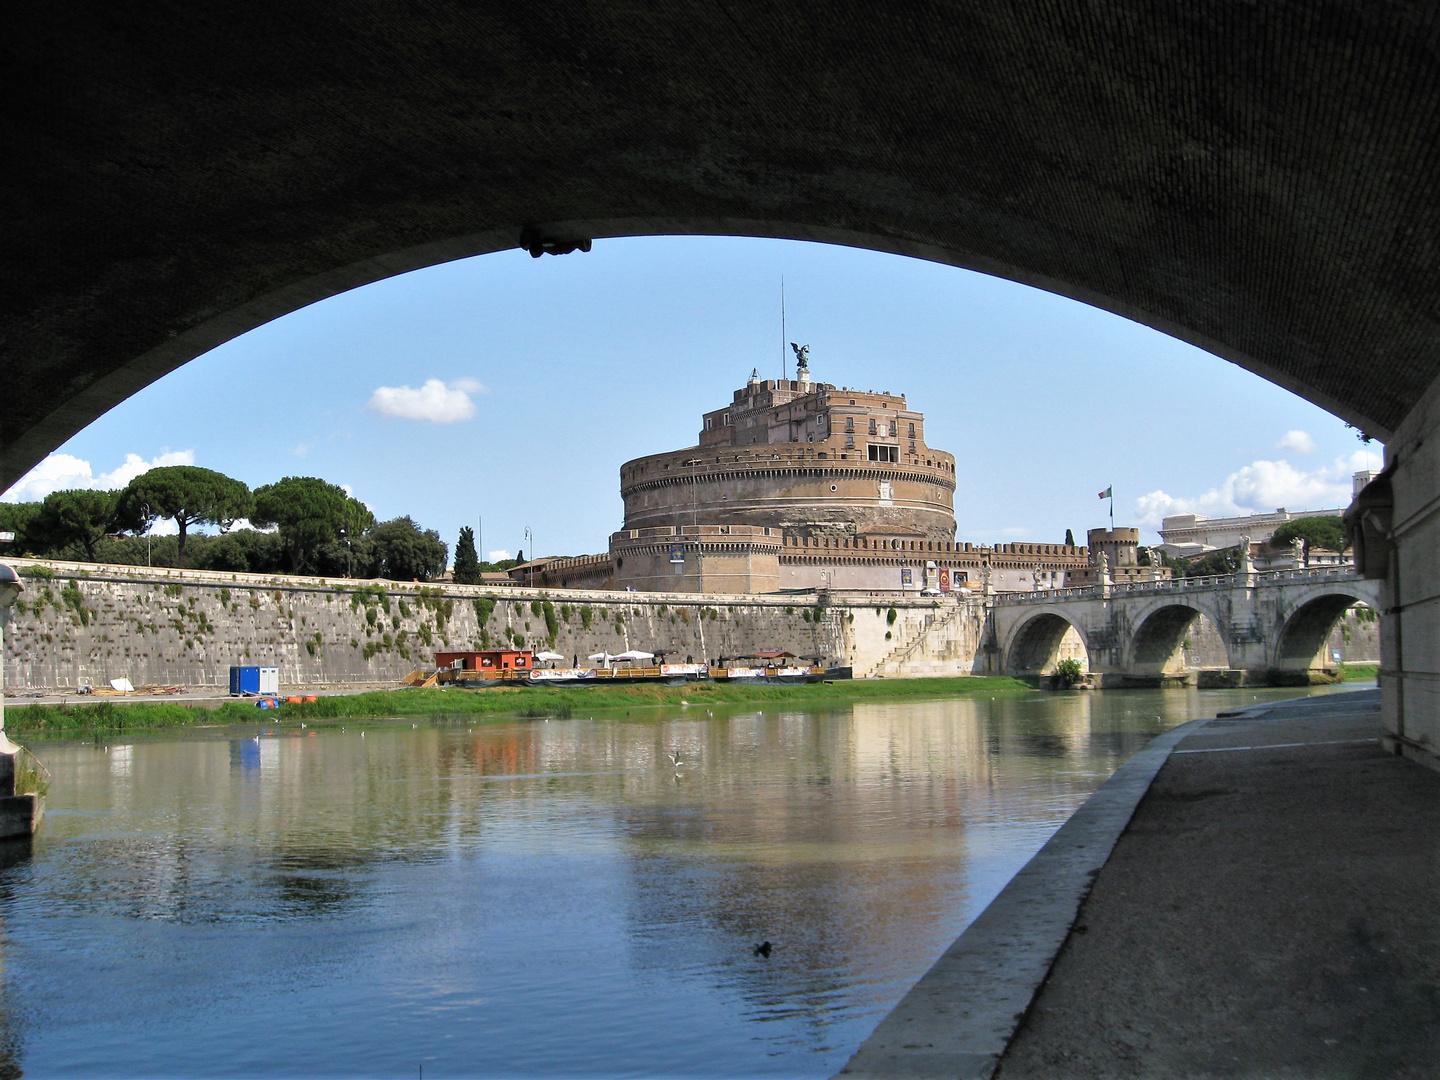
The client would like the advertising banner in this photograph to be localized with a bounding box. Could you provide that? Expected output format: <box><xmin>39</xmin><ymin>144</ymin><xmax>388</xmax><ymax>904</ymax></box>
<box><xmin>529</xmin><ymin>668</ymin><xmax>597</xmax><ymax>681</ymax></box>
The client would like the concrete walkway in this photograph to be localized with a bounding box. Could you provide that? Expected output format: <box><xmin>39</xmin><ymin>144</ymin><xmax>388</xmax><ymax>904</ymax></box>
<box><xmin>842</xmin><ymin>689</ymin><xmax>1440</xmax><ymax>1078</ymax></box>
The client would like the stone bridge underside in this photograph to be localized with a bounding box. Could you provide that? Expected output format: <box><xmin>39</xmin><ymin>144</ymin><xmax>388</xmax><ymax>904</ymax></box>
<box><xmin>10</xmin><ymin>2</ymin><xmax>1440</xmax><ymax>771</ymax></box>
<box><xmin>8</xmin><ymin>1</ymin><xmax>1440</xmax><ymax>487</ymax></box>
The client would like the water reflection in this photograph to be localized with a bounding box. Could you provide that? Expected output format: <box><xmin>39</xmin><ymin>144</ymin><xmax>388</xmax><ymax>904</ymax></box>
<box><xmin>7</xmin><ymin>685</ymin><xmax>1357</xmax><ymax>1077</ymax></box>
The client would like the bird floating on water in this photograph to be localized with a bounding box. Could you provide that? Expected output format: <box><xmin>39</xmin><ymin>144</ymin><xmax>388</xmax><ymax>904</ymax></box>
<box><xmin>754</xmin><ymin>941</ymin><xmax>772</xmax><ymax>957</ymax></box>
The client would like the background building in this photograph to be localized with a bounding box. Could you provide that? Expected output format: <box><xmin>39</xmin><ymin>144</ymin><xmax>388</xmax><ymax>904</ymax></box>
<box><xmin>1156</xmin><ymin>473</ymin><xmax>1371</xmax><ymax>558</ymax></box>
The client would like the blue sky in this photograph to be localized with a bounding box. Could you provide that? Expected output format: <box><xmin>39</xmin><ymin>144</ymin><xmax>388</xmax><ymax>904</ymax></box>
<box><xmin>4</xmin><ymin>236</ymin><xmax>1379</xmax><ymax>558</ymax></box>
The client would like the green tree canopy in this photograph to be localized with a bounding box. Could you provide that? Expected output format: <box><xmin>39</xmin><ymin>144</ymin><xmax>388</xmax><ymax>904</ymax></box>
<box><xmin>453</xmin><ymin>526</ymin><xmax>481</xmax><ymax>584</ymax></box>
<box><xmin>1270</xmin><ymin>516</ymin><xmax>1347</xmax><ymax>565</ymax></box>
<box><xmin>251</xmin><ymin>477</ymin><xmax>359</xmax><ymax>573</ymax></box>
<box><xmin>32</xmin><ymin>489</ymin><xmax>118</xmax><ymax>560</ymax></box>
<box><xmin>0</xmin><ymin>502</ymin><xmax>44</xmax><ymax>554</ymax></box>
<box><xmin>372</xmin><ymin>516</ymin><xmax>448</xmax><ymax>581</ymax></box>
<box><xmin>193</xmin><ymin>529</ymin><xmax>285</xmax><ymax>574</ymax></box>
<box><xmin>1064</xmin><ymin>528</ymin><xmax>1075</xmax><ymax>547</ymax></box>
<box><xmin>116</xmin><ymin>466</ymin><xmax>252</xmax><ymax>569</ymax></box>
<box><xmin>1175</xmin><ymin>547</ymin><xmax>1242</xmax><ymax>577</ymax></box>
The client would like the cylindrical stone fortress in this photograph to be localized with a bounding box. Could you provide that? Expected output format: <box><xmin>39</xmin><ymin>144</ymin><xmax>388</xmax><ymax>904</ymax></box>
<box><xmin>619</xmin><ymin>369</ymin><xmax>957</xmax><ymax>541</ymax></box>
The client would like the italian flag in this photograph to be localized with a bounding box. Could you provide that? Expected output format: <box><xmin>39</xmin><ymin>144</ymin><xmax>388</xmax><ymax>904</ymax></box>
<box><xmin>1098</xmin><ymin>486</ymin><xmax>1112</xmax><ymax>499</ymax></box>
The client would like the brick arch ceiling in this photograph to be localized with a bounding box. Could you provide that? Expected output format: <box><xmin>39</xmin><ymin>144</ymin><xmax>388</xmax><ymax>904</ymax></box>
<box><xmin>7</xmin><ymin>1</ymin><xmax>1440</xmax><ymax>489</ymax></box>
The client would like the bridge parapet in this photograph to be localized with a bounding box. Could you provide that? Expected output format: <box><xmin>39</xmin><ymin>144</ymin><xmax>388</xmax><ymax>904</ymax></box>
<box><xmin>994</xmin><ymin>567</ymin><xmax>1363</xmax><ymax>607</ymax></box>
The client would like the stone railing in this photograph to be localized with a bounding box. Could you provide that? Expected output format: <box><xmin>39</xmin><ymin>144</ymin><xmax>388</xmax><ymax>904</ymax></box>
<box><xmin>995</xmin><ymin>566</ymin><xmax>1361</xmax><ymax>605</ymax></box>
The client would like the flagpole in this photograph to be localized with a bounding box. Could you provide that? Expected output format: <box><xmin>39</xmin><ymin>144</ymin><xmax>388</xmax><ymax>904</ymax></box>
<box><xmin>1110</xmin><ymin>490</ymin><xmax>1115</xmax><ymax>531</ymax></box>
<box><xmin>781</xmin><ymin>277</ymin><xmax>787</xmax><ymax>381</ymax></box>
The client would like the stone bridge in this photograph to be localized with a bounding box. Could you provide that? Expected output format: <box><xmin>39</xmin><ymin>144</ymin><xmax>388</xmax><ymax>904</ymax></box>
<box><xmin>992</xmin><ymin>567</ymin><xmax>1380</xmax><ymax>683</ymax></box>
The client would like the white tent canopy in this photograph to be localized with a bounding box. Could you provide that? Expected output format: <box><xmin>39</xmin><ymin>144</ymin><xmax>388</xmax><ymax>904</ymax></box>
<box><xmin>614</xmin><ymin>650</ymin><xmax>655</xmax><ymax>661</ymax></box>
<box><xmin>534</xmin><ymin>651</ymin><xmax>565</xmax><ymax>662</ymax></box>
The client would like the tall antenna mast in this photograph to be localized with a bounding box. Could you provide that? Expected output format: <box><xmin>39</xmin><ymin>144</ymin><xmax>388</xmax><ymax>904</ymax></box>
<box><xmin>781</xmin><ymin>276</ymin><xmax>787</xmax><ymax>381</ymax></box>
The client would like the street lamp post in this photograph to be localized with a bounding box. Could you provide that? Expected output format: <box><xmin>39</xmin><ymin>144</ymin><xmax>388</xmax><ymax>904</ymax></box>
<box><xmin>340</xmin><ymin>524</ymin><xmax>353</xmax><ymax>578</ymax></box>
<box><xmin>524</xmin><ymin>527</ymin><xmax>534</xmax><ymax>587</ymax></box>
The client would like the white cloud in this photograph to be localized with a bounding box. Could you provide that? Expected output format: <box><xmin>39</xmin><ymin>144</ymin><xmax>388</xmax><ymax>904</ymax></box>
<box><xmin>366</xmin><ymin>378</ymin><xmax>481</xmax><ymax>423</ymax></box>
<box><xmin>1000</xmin><ymin>527</ymin><xmax>1030</xmax><ymax>537</ymax></box>
<box><xmin>2</xmin><ymin>450</ymin><xmax>194</xmax><ymax>503</ymax></box>
<box><xmin>487</xmin><ymin>549</ymin><xmax>512</xmax><ymax>562</ymax></box>
<box><xmin>450</xmin><ymin>378</ymin><xmax>489</xmax><ymax>394</ymax></box>
<box><xmin>1275</xmin><ymin>430</ymin><xmax>1317</xmax><ymax>454</ymax></box>
<box><xmin>1134</xmin><ymin>449</ymin><xmax>1375</xmax><ymax>528</ymax></box>
<box><xmin>228</xmin><ymin>519</ymin><xmax>277</xmax><ymax>534</ymax></box>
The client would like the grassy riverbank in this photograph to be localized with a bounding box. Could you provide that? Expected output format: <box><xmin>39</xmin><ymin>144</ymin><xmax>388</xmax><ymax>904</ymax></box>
<box><xmin>6</xmin><ymin>676</ymin><xmax>1042</xmax><ymax>736</ymax></box>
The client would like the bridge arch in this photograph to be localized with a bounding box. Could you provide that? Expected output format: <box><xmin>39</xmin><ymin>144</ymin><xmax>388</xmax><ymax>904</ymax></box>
<box><xmin>1005</xmin><ymin>612</ymin><xmax>1089</xmax><ymax>676</ymax></box>
<box><xmin>1126</xmin><ymin>603</ymin><xmax>1225</xmax><ymax>676</ymax></box>
<box><xmin>1273</xmin><ymin>591</ymin><xmax>1373</xmax><ymax>672</ymax></box>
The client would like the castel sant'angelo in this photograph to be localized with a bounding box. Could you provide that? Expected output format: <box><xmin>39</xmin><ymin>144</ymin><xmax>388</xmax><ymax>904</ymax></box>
<box><xmin>535</xmin><ymin>349</ymin><xmax>1140</xmax><ymax>596</ymax></box>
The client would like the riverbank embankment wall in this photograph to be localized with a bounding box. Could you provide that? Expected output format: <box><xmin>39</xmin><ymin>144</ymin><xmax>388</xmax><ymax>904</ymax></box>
<box><xmin>0</xmin><ymin>559</ymin><xmax>969</xmax><ymax>691</ymax></box>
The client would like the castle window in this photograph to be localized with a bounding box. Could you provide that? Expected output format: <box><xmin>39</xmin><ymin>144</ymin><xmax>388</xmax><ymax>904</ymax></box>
<box><xmin>889</xmin><ymin>420</ymin><xmax>897</xmax><ymax>436</ymax></box>
<box><xmin>845</xmin><ymin>435</ymin><xmax>855</xmax><ymax>449</ymax></box>
<box><xmin>868</xmin><ymin>418</ymin><xmax>877</xmax><ymax>435</ymax></box>
<box><xmin>868</xmin><ymin>444</ymin><xmax>899</xmax><ymax>463</ymax></box>
<box><xmin>909</xmin><ymin>423</ymin><xmax>916</xmax><ymax>437</ymax></box>
<box><xmin>909</xmin><ymin>439</ymin><xmax>917</xmax><ymax>453</ymax></box>
<box><xmin>845</xmin><ymin>417</ymin><xmax>854</xmax><ymax>432</ymax></box>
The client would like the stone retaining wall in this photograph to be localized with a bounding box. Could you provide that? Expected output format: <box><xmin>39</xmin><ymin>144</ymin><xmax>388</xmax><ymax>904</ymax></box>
<box><xmin>0</xmin><ymin>559</ymin><xmax>951</xmax><ymax>691</ymax></box>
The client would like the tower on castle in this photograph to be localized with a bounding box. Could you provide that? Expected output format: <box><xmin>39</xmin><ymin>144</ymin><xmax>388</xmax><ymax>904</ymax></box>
<box><xmin>616</xmin><ymin>356</ymin><xmax>957</xmax><ymax>541</ymax></box>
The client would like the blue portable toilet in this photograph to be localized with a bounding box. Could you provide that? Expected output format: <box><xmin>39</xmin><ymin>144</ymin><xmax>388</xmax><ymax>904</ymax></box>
<box><xmin>229</xmin><ymin>666</ymin><xmax>279</xmax><ymax>695</ymax></box>
<box><xmin>230</xmin><ymin>665</ymin><xmax>260</xmax><ymax>695</ymax></box>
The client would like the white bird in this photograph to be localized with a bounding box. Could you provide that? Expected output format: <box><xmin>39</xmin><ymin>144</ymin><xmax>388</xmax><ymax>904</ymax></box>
<box><xmin>666</xmin><ymin>749</ymin><xmax>683</xmax><ymax>767</ymax></box>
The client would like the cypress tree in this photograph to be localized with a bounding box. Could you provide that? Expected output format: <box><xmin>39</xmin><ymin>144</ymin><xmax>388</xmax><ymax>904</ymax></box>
<box><xmin>454</xmin><ymin>526</ymin><xmax>481</xmax><ymax>584</ymax></box>
<box><xmin>1064</xmin><ymin>528</ymin><xmax>1075</xmax><ymax>547</ymax></box>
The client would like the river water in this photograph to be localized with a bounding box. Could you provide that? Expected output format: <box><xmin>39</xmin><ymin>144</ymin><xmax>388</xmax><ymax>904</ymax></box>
<box><xmin>2</xmin><ymin>684</ymin><xmax>1362</xmax><ymax>1078</ymax></box>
